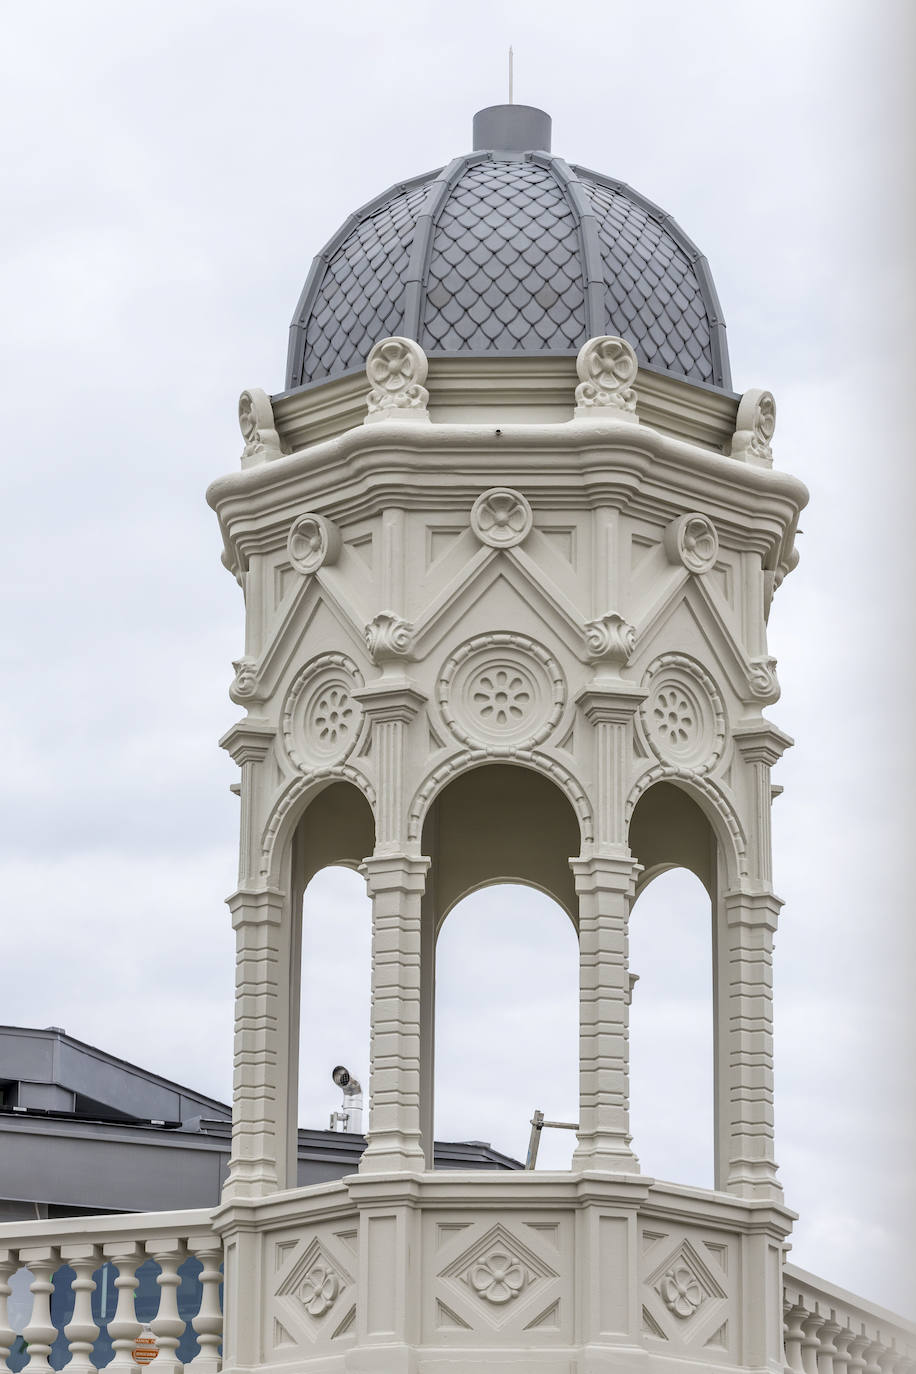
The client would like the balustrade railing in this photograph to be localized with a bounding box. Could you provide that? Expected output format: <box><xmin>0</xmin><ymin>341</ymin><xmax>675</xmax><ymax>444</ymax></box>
<box><xmin>0</xmin><ymin>1210</ymin><xmax>221</xmax><ymax>1373</ymax></box>
<box><xmin>784</xmin><ymin>1262</ymin><xmax>916</xmax><ymax>1374</ymax></box>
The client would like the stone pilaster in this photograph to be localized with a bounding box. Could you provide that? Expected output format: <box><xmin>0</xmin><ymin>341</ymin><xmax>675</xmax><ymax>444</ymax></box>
<box><xmin>576</xmin><ymin>677</ymin><xmax>644</xmax><ymax>851</ymax></box>
<box><xmin>224</xmin><ymin>885</ymin><xmax>292</xmax><ymax>1198</ymax></box>
<box><xmin>716</xmin><ymin>886</ymin><xmax>783</xmax><ymax>1199</ymax></box>
<box><xmin>360</xmin><ymin>854</ymin><xmax>430</xmax><ymax>1173</ymax></box>
<box><xmin>733</xmin><ymin>720</ymin><xmax>793</xmax><ymax>886</ymax></box>
<box><xmin>571</xmin><ymin>854</ymin><xmax>641</xmax><ymax>1173</ymax></box>
<box><xmin>352</xmin><ymin>677</ymin><xmax>425</xmax><ymax>852</ymax></box>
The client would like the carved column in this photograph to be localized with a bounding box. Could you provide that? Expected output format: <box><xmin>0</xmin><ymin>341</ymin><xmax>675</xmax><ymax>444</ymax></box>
<box><xmin>103</xmin><ymin>1242</ymin><xmax>143</xmax><ymax>1374</ymax></box>
<box><xmin>570</xmin><ymin>854</ymin><xmax>641</xmax><ymax>1172</ymax></box>
<box><xmin>224</xmin><ymin>885</ymin><xmax>293</xmax><ymax>1197</ymax></box>
<box><xmin>60</xmin><ymin>1243</ymin><xmax>101</xmax><ymax>1374</ymax></box>
<box><xmin>19</xmin><ymin>1248</ymin><xmax>59</xmax><ymax>1374</ymax></box>
<box><xmin>147</xmin><ymin>1239</ymin><xmax>186</xmax><ymax>1374</ymax></box>
<box><xmin>0</xmin><ymin>1251</ymin><xmax>16</xmax><ymax>1374</ymax></box>
<box><xmin>715</xmin><ymin>885</ymin><xmax>782</xmax><ymax>1197</ymax></box>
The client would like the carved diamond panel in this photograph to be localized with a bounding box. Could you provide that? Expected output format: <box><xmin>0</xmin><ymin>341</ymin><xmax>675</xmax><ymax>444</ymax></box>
<box><xmin>267</xmin><ymin>1223</ymin><xmax>358</xmax><ymax>1358</ymax></box>
<box><xmin>425</xmin><ymin>1212</ymin><xmax>571</xmax><ymax>1344</ymax></box>
<box><xmin>641</xmin><ymin>1227</ymin><xmax>733</xmax><ymax>1356</ymax></box>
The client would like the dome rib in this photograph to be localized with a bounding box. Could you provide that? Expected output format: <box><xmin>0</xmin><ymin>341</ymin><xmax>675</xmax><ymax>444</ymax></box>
<box><xmin>284</xmin><ymin>145</ymin><xmax>731</xmax><ymax>394</ymax></box>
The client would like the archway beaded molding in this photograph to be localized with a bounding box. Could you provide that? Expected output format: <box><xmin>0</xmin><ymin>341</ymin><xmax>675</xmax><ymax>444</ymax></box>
<box><xmin>259</xmin><ymin>766</ymin><xmax>378</xmax><ymax>879</ymax></box>
<box><xmin>624</xmin><ymin>768</ymin><xmax>749</xmax><ymax>881</ymax></box>
<box><xmin>407</xmin><ymin>749</ymin><xmax>594</xmax><ymax>847</ymax></box>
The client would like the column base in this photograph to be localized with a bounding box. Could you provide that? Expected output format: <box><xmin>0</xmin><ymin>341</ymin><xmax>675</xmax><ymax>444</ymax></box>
<box><xmin>359</xmin><ymin>1131</ymin><xmax>426</xmax><ymax>1174</ymax></box>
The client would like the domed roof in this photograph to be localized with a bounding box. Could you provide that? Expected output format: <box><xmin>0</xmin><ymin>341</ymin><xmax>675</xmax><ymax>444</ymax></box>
<box><xmin>286</xmin><ymin>106</ymin><xmax>730</xmax><ymax>393</ymax></box>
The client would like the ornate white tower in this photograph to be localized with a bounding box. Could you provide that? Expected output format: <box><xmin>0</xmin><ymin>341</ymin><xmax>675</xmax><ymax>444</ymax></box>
<box><xmin>209</xmin><ymin>104</ymin><xmax>806</xmax><ymax>1372</ymax></box>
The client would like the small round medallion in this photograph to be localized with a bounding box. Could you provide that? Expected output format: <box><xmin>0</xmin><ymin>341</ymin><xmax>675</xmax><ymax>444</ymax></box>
<box><xmin>470</xmin><ymin>488</ymin><xmax>533</xmax><ymax>549</ymax></box>
<box><xmin>288</xmin><ymin>513</ymin><xmax>341</xmax><ymax>575</ymax></box>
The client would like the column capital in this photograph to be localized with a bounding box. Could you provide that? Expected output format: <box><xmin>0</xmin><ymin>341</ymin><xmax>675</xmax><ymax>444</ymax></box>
<box><xmin>575</xmin><ymin>682</ymin><xmax>646</xmax><ymax>725</ymax></box>
<box><xmin>219</xmin><ymin>716</ymin><xmax>275</xmax><ymax>764</ymax></box>
<box><xmin>732</xmin><ymin>718</ymin><xmax>794</xmax><ymax>765</ymax></box>
<box><xmin>570</xmin><ymin>851</ymin><xmax>641</xmax><ymax>895</ymax></box>
<box><xmin>226</xmin><ymin>885</ymin><xmax>286</xmax><ymax>926</ymax></box>
<box><xmin>360</xmin><ymin>852</ymin><xmax>430</xmax><ymax>895</ymax></box>
<box><xmin>722</xmin><ymin>887</ymin><xmax>784</xmax><ymax>928</ymax></box>
<box><xmin>352</xmin><ymin>678</ymin><xmax>426</xmax><ymax>722</ymax></box>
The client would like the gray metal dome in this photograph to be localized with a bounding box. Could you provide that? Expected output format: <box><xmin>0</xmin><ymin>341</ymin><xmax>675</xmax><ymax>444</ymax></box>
<box><xmin>286</xmin><ymin>106</ymin><xmax>730</xmax><ymax>393</ymax></box>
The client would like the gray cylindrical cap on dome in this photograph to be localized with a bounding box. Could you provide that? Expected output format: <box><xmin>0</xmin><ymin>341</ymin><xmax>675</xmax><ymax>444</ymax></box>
<box><xmin>472</xmin><ymin>104</ymin><xmax>552</xmax><ymax>152</ymax></box>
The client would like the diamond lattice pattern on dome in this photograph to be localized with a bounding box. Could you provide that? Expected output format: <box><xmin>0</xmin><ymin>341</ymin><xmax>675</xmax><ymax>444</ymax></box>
<box><xmin>419</xmin><ymin>160</ymin><xmax>586</xmax><ymax>354</ymax></box>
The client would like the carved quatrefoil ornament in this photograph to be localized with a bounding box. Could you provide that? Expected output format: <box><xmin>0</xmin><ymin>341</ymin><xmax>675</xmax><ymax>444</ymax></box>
<box><xmin>641</xmin><ymin>654</ymin><xmax>726</xmax><ymax>773</ymax></box>
<box><xmin>470</xmin><ymin>488</ymin><xmax>533</xmax><ymax>549</ymax></box>
<box><xmin>438</xmin><ymin>633</ymin><xmax>566</xmax><ymax>749</ymax></box>
<box><xmin>282</xmin><ymin>653</ymin><xmax>365</xmax><ymax>772</ymax></box>
<box><xmin>287</xmin><ymin>513</ymin><xmax>341</xmax><ymax>575</ymax></box>
<box><xmin>364</xmin><ymin>336</ymin><xmax>430</xmax><ymax>420</ymax></box>
<box><xmin>574</xmin><ymin>335</ymin><xmax>639</xmax><ymax>418</ymax></box>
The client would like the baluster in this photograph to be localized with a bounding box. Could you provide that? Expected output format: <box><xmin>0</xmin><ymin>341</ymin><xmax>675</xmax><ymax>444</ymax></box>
<box><xmin>146</xmin><ymin>1240</ymin><xmax>186</xmax><ymax>1374</ymax></box>
<box><xmin>864</xmin><ymin>1344</ymin><xmax>887</xmax><ymax>1374</ymax></box>
<box><xmin>834</xmin><ymin>1328</ymin><xmax>854</xmax><ymax>1374</ymax></box>
<box><xmin>61</xmin><ymin>1244</ymin><xmax>100</xmax><ymax>1374</ymax></box>
<box><xmin>19</xmin><ymin>1247</ymin><xmax>59</xmax><ymax>1374</ymax></box>
<box><xmin>848</xmin><ymin>1332</ymin><xmax>871</xmax><ymax>1374</ymax></box>
<box><xmin>186</xmin><ymin>1236</ymin><xmax>222</xmax><ymax>1374</ymax></box>
<box><xmin>819</xmin><ymin>1319</ymin><xmax>842</xmax><ymax>1374</ymax></box>
<box><xmin>786</xmin><ymin>1303</ymin><xmax>810</xmax><ymax>1372</ymax></box>
<box><xmin>103</xmin><ymin>1241</ymin><xmax>143</xmax><ymax>1374</ymax></box>
<box><xmin>802</xmin><ymin>1313</ymin><xmax>826</xmax><ymax>1374</ymax></box>
<box><xmin>0</xmin><ymin>1250</ymin><xmax>19</xmax><ymax>1374</ymax></box>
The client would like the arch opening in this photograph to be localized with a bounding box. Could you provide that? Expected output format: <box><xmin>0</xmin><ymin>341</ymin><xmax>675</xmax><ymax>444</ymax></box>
<box><xmin>434</xmin><ymin>883</ymin><xmax>579</xmax><ymax>1170</ymax></box>
<box><xmin>627</xmin><ymin>780</ymin><xmax>720</xmax><ymax>1190</ymax></box>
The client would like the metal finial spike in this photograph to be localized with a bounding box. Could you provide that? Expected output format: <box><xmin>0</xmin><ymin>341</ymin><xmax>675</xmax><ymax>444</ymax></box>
<box><xmin>508</xmin><ymin>45</ymin><xmax>514</xmax><ymax>104</ymax></box>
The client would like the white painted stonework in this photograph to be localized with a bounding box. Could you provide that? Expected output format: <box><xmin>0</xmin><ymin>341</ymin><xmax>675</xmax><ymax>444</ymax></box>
<box><xmin>205</xmin><ymin>336</ymin><xmax>808</xmax><ymax>1372</ymax></box>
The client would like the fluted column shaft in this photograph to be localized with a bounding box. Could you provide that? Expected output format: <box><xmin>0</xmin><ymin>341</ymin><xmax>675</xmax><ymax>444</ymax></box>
<box><xmin>571</xmin><ymin>854</ymin><xmax>640</xmax><ymax>1172</ymax></box>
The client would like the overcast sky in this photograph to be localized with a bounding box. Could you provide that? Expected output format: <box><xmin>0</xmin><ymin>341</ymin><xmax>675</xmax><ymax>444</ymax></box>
<box><xmin>2</xmin><ymin>0</ymin><xmax>913</xmax><ymax>1318</ymax></box>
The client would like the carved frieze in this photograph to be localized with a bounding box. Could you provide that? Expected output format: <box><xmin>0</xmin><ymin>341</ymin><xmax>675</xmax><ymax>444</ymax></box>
<box><xmin>470</xmin><ymin>487</ymin><xmax>533</xmax><ymax>549</ymax></box>
<box><xmin>640</xmin><ymin>653</ymin><xmax>726</xmax><ymax>773</ymax></box>
<box><xmin>287</xmin><ymin>513</ymin><xmax>342</xmax><ymax>575</ymax></box>
<box><xmin>574</xmin><ymin>335</ymin><xmax>639</xmax><ymax>418</ymax></box>
<box><xmin>437</xmin><ymin>633</ymin><xmax>566</xmax><ymax>750</ymax></box>
<box><xmin>281</xmin><ymin>652</ymin><xmax>365</xmax><ymax>772</ymax></box>
<box><xmin>663</xmin><ymin>513</ymin><xmax>719</xmax><ymax>574</ymax></box>
<box><xmin>365</xmin><ymin>337</ymin><xmax>430</xmax><ymax>420</ymax></box>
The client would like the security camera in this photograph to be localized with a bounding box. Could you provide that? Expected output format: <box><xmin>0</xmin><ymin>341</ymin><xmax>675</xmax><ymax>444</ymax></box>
<box><xmin>332</xmin><ymin>1065</ymin><xmax>361</xmax><ymax>1096</ymax></box>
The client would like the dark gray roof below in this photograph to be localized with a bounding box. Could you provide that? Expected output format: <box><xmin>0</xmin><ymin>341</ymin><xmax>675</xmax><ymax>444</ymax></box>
<box><xmin>287</xmin><ymin>124</ymin><xmax>730</xmax><ymax>392</ymax></box>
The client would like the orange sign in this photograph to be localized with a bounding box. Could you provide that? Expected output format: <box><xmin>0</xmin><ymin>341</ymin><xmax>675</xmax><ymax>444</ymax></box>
<box><xmin>132</xmin><ymin>1328</ymin><xmax>159</xmax><ymax>1366</ymax></box>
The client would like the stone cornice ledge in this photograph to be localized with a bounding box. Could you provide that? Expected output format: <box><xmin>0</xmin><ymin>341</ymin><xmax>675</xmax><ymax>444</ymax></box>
<box><xmin>207</xmin><ymin>418</ymin><xmax>808</xmax><ymax>581</ymax></box>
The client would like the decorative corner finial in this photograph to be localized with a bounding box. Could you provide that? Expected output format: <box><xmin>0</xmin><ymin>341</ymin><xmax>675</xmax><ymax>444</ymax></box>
<box><xmin>238</xmin><ymin>388</ymin><xmax>283</xmax><ymax>467</ymax></box>
<box><xmin>364</xmin><ymin>337</ymin><xmax>430</xmax><ymax>422</ymax></box>
<box><xmin>730</xmin><ymin>388</ymin><xmax>775</xmax><ymax>467</ymax></box>
<box><xmin>574</xmin><ymin>336</ymin><xmax>640</xmax><ymax>421</ymax></box>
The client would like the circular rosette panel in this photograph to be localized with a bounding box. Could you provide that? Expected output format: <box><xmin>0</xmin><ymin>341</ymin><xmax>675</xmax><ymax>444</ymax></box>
<box><xmin>640</xmin><ymin>654</ymin><xmax>726</xmax><ymax>773</ymax></box>
<box><xmin>437</xmin><ymin>634</ymin><xmax>566</xmax><ymax>750</ymax></box>
<box><xmin>282</xmin><ymin>653</ymin><xmax>365</xmax><ymax>772</ymax></box>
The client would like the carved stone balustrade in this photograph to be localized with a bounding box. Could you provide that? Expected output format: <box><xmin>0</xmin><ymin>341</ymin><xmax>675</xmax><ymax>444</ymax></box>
<box><xmin>0</xmin><ymin>1209</ymin><xmax>222</xmax><ymax>1374</ymax></box>
<box><xmin>784</xmin><ymin>1263</ymin><xmax>916</xmax><ymax>1374</ymax></box>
